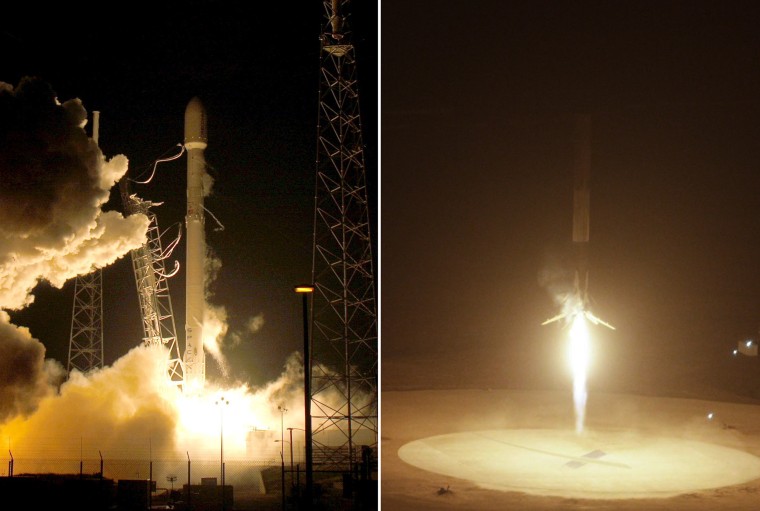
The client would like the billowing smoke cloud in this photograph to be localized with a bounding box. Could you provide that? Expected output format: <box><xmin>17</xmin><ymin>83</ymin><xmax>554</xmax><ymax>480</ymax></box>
<box><xmin>0</xmin><ymin>345</ymin><xmax>181</xmax><ymax>463</ymax></box>
<box><xmin>538</xmin><ymin>258</ymin><xmax>577</xmax><ymax>323</ymax></box>
<box><xmin>0</xmin><ymin>311</ymin><xmax>65</xmax><ymax>422</ymax></box>
<box><xmin>225</xmin><ymin>314</ymin><xmax>265</xmax><ymax>350</ymax></box>
<box><xmin>204</xmin><ymin>303</ymin><xmax>231</xmax><ymax>376</ymax></box>
<box><xmin>0</xmin><ymin>77</ymin><xmax>149</xmax><ymax>310</ymax></box>
<box><xmin>246</xmin><ymin>314</ymin><xmax>265</xmax><ymax>335</ymax></box>
<box><xmin>201</xmin><ymin>249</ymin><xmax>231</xmax><ymax>376</ymax></box>
<box><xmin>0</xmin><ymin>76</ymin><xmax>149</xmax><ymax>419</ymax></box>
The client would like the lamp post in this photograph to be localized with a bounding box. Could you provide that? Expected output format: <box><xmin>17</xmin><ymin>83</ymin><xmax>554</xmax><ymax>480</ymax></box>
<box><xmin>286</xmin><ymin>427</ymin><xmax>302</xmax><ymax>485</ymax></box>
<box><xmin>275</xmin><ymin>439</ymin><xmax>292</xmax><ymax>490</ymax></box>
<box><xmin>294</xmin><ymin>284</ymin><xmax>314</xmax><ymax>506</ymax></box>
<box><xmin>216</xmin><ymin>396</ymin><xmax>229</xmax><ymax>511</ymax></box>
<box><xmin>278</xmin><ymin>405</ymin><xmax>287</xmax><ymax>510</ymax></box>
<box><xmin>166</xmin><ymin>474</ymin><xmax>177</xmax><ymax>501</ymax></box>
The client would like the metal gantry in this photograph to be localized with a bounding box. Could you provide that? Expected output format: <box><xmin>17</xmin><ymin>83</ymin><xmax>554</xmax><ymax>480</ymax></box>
<box><xmin>66</xmin><ymin>114</ymin><xmax>184</xmax><ymax>388</ymax></box>
<box><xmin>67</xmin><ymin>112</ymin><xmax>104</xmax><ymax>376</ymax></box>
<box><xmin>67</xmin><ymin>268</ymin><xmax>104</xmax><ymax>375</ymax></box>
<box><xmin>309</xmin><ymin>0</ymin><xmax>378</xmax><ymax>477</ymax></box>
<box><xmin>120</xmin><ymin>178</ymin><xmax>184</xmax><ymax>388</ymax></box>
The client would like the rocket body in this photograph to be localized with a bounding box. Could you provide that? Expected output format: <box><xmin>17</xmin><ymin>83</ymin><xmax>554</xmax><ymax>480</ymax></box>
<box><xmin>542</xmin><ymin>113</ymin><xmax>614</xmax><ymax>330</ymax></box>
<box><xmin>572</xmin><ymin>114</ymin><xmax>591</xmax><ymax>301</ymax></box>
<box><xmin>572</xmin><ymin>114</ymin><xmax>591</xmax><ymax>245</ymax></box>
<box><xmin>183</xmin><ymin>97</ymin><xmax>207</xmax><ymax>392</ymax></box>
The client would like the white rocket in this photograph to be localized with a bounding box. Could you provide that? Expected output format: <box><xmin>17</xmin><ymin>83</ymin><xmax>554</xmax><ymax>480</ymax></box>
<box><xmin>542</xmin><ymin>114</ymin><xmax>614</xmax><ymax>330</ymax></box>
<box><xmin>183</xmin><ymin>97</ymin><xmax>207</xmax><ymax>391</ymax></box>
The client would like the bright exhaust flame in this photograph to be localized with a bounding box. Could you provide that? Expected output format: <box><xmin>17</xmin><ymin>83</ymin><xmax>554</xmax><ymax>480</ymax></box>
<box><xmin>0</xmin><ymin>345</ymin><xmax>309</xmax><ymax>479</ymax></box>
<box><xmin>568</xmin><ymin>313</ymin><xmax>590</xmax><ymax>434</ymax></box>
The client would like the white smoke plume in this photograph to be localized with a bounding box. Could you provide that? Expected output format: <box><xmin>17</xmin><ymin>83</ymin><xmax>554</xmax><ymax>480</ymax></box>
<box><xmin>200</xmin><ymin>248</ymin><xmax>232</xmax><ymax>376</ymax></box>
<box><xmin>226</xmin><ymin>313</ymin><xmax>265</xmax><ymax>349</ymax></box>
<box><xmin>538</xmin><ymin>259</ymin><xmax>578</xmax><ymax>324</ymax></box>
<box><xmin>0</xmin><ymin>345</ymin><xmax>310</xmax><ymax>471</ymax></box>
<box><xmin>246</xmin><ymin>314</ymin><xmax>265</xmax><ymax>335</ymax></box>
<box><xmin>0</xmin><ymin>311</ymin><xmax>65</xmax><ymax>423</ymax></box>
<box><xmin>203</xmin><ymin>303</ymin><xmax>231</xmax><ymax>377</ymax></box>
<box><xmin>0</xmin><ymin>76</ymin><xmax>149</xmax><ymax>421</ymax></box>
<box><xmin>0</xmin><ymin>345</ymin><xmax>181</xmax><ymax>463</ymax></box>
<box><xmin>0</xmin><ymin>77</ymin><xmax>149</xmax><ymax>310</ymax></box>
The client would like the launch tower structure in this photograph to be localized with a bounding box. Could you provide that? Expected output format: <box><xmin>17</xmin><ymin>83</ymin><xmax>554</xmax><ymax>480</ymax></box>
<box><xmin>67</xmin><ymin>268</ymin><xmax>104</xmax><ymax>374</ymax></box>
<box><xmin>310</xmin><ymin>0</ymin><xmax>378</xmax><ymax>477</ymax></box>
<box><xmin>119</xmin><ymin>179</ymin><xmax>184</xmax><ymax>388</ymax></box>
<box><xmin>67</xmin><ymin>112</ymin><xmax>104</xmax><ymax>376</ymax></box>
<box><xmin>68</xmin><ymin>111</ymin><xmax>184</xmax><ymax>387</ymax></box>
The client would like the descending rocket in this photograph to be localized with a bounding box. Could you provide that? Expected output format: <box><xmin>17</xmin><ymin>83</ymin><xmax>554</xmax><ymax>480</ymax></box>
<box><xmin>543</xmin><ymin>114</ymin><xmax>615</xmax><ymax>330</ymax></box>
<box><xmin>183</xmin><ymin>97</ymin><xmax>208</xmax><ymax>390</ymax></box>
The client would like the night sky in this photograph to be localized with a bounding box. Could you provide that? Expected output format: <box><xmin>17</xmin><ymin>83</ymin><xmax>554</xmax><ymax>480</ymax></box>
<box><xmin>382</xmin><ymin>1</ymin><xmax>760</xmax><ymax>397</ymax></box>
<box><xmin>2</xmin><ymin>1</ymin><xmax>377</xmax><ymax>387</ymax></box>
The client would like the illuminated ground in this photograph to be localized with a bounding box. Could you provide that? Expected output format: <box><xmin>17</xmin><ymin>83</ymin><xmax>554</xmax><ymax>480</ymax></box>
<box><xmin>398</xmin><ymin>427</ymin><xmax>760</xmax><ymax>499</ymax></box>
<box><xmin>381</xmin><ymin>388</ymin><xmax>760</xmax><ymax>510</ymax></box>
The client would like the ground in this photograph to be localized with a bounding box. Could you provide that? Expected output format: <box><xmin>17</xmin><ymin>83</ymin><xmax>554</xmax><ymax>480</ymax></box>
<box><xmin>381</xmin><ymin>345</ymin><xmax>760</xmax><ymax>511</ymax></box>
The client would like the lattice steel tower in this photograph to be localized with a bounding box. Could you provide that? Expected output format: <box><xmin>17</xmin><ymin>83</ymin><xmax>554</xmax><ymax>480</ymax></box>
<box><xmin>67</xmin><ymin>268</ymin><xmax>104</xmax><ymax>374</ymax></box>
<box><xmin>120</xmin><ymin>176</ymin><xmax>184</xmax><ymax>388</ymax></box>
<box><xmin>67</xmin><ymin>112</ymin><xmax>104</xmax><ymax>375</ymax></box>
<box><xmin>310</xmin><ymin>0</ymin><xmax>378</xmax><ymax>476</ymax></box>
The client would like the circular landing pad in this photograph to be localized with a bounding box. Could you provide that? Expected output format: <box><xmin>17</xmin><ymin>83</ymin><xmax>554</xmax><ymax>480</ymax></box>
<box><xmin>398</xmin><ymin>428</ymin><xmax>760</xmax><ymax>499</ymax></box>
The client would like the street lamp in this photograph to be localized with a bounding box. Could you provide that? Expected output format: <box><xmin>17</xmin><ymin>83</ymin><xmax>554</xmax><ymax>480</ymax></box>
<box><xmin>278</xmin><ymin>405</ymin><xmax>287</xmax><ymax>510</ymax></box>
<box><xmin>216</xmin><ymin>396</ymin><xmax>229</xmax><ymax>510</ymax></box>
<box><xmin>166</xmin><ymin>474</ymin><xmax>177</xmax><ymax>501</ymax></box>
<box><xmin>287</xmin><ymin>427</ymin><xmax>306</xmax><ymax>489</ymax></box>
<box><xmin>275</xmin><ymin>438</ymin><xmax>292</xmax><ymax>491</ymax></box>
<box><xmin>294</xmin><ymin>284</ymin><xmax>314</xmax><ymax>506</ymax></box>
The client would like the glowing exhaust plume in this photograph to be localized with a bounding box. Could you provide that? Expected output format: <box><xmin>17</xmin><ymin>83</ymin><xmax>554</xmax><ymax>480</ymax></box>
<box><xmin>0</xmin><ymin>344</ymin><xmax>312</xmax><ymax>478</ymax></box>
<box><xmin>568</xmin><ymin>313</ymin><xmax>590</xmax><ymax>434</ymax></box>
<box><xmin>541</xmin><ymin>272</ymin><xmax>613</xmax><ymax>435</ymax></box>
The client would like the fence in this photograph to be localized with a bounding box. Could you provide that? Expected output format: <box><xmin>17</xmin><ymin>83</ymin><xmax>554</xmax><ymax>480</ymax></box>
<box><xmin>2</xmin><ymin>451</ymin><xmax>377</xmax><ymax>510</ymax></box>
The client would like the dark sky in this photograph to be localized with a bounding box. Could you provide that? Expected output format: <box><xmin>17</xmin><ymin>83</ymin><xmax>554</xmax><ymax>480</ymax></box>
<box><xmin>381</xmin><ymin>1</ymin><xmax>760</xmax><ymax>396</ymax></box>
<box><xmin>2</xmin><ymin>1</ymin><xmax>377</xmax><ymax>387</ymax></box>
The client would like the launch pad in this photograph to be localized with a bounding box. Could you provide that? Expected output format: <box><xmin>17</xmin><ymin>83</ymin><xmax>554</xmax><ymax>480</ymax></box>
<box><xmin>382</xmin><ymin>388</ymin><xmax>760</xmax><ymax>510</ymax></box>
<box><xmin>398</xmin><ymin>427</ymin><xmax>760</xmax><ymax>499</ymax></box>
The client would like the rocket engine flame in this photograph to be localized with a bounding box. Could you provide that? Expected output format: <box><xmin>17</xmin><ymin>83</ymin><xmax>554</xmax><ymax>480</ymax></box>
<box><xmin>543</xmin><ymin>292</ymin><xmax>609</xmax><ymax>435</ymax></box>
<box><xmin>541</xmin><ymin>114</ymin><xmax>615</xmax><ymax>435</ymax></box>
<box><xmin>568</xmin><ymin>313</ymin><xmax>590</xmax><ymax>434</ymax></box>
<box><xmin>542</xmin><ymin>276</ymin><xmax>612</xmax><ymax>435</ymax></box>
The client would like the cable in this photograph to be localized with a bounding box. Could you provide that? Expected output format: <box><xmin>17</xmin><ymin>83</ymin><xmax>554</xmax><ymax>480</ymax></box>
<box><xmin>131</xmin><ymin>144</ymin><xmax>186</xmax><ymax>184</ymax></box>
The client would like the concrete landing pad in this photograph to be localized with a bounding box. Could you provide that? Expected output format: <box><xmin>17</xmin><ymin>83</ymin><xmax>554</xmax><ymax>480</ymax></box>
<box><xmin>398</xmin><ymin>428</ymin><xmax>760</xmax><ymax>499</ymax></box>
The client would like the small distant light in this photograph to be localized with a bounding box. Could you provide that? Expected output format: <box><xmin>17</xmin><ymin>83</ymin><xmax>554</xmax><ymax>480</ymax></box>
<box><xmin>747</xmin><ymin>340</ymin><xmax>753</xmax><ymax>348</ymax></box>
<box><xmin>733</xmin><ymin>349</ymin><xmax>739</xmax><ymax>356</ymax></box>
<box><xmin>707</xmin><ymin>412</ymin><xmax>714</xmax><ymax>420</ymax></box>
<box><xmin>294</xmin><ymin>285</ymin><xmax>314</xmax><ymax>293</ymax></box>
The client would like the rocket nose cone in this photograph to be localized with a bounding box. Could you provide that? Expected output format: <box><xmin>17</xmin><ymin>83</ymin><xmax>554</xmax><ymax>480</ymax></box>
<box><xmin>184</xmin><ymin>97</ymin><xmax>207</xmax><ymax>146</ymax></box>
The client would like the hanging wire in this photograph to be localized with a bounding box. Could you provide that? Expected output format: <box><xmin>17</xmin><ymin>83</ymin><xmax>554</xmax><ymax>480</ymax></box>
<box><xmin>156</xmin><ymin>260</ymin><xmax>181</xmax><ymax>279</ymax></box>
<box><xmin>152</xmin><ymin>222</ymin><xmax>183</xmax><ymax>279</ymax></box>
<box><xmin>131</xmin><ymin>144</ymin><xmax>186</xmax><ymax>184</ymax></box>
<box><xmin>158</xmin><ymin>222</ymin><xmax>183</xmax><ymax>260</ymax></box>
<box><xmin>203</xmin><ymin>205</ymin><xmax>225</xmax><ymax>232</ymax></box>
